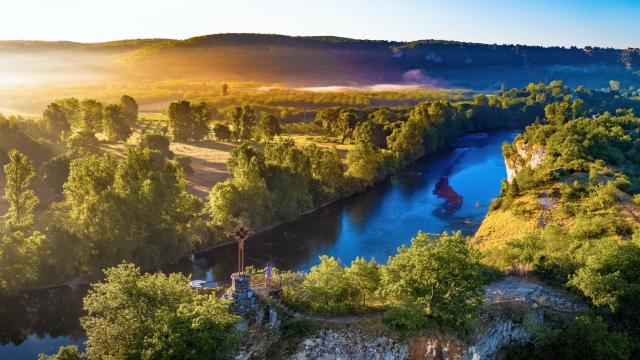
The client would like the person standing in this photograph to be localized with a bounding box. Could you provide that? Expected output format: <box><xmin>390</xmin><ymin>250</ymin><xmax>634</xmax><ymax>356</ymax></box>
<box><xmin>264</xmin><ymin>263</ymin><xmax>273</xmax><ymax>291</ymax></box>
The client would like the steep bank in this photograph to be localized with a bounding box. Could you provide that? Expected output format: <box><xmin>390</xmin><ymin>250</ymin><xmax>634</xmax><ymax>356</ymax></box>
<box><xmin>238</xmin><ymin>277</ymin><xmax>585</xmax><ymax>360</ymax></box>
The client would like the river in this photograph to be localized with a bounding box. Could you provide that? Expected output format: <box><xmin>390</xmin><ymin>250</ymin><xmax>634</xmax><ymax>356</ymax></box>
<box><xmin>0</xmin><ymin>129</ymin><xmax>517</xmax><ymax>359</ymax></box>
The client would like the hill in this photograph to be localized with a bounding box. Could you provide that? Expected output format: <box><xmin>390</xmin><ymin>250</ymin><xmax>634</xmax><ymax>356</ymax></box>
<box><xmin>2</xmin><ymin>33</ymin><xmax>640</xmax><ymax>91</ymax></box>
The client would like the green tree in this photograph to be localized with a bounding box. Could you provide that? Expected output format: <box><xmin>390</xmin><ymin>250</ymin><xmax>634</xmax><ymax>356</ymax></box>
<box><xmin>38</xmin><ymin>345</ymin><xmax>83</xmax><ymax>360</ymax></box>
<box><xmin>256</xmin><ymin>113</ymin><xmax>281</xmax><ymax>143</ymax></box>
<box><xmin>120</xmin><ymin>95</ymin><xmax>138</xmax><ymax>127</ymax></box>
<box><xmin>335</xmin><ymin>109</ymin><xmax>359</xmax><ymax>143</ymax></box>
<box><xmin>66</xmin><ymin>130</ymin><xmax>100</xmax><ymax>158</ymax></box>
<box><xmin>81</xmin><ymin>263</ymin><xmax>239</xmax><ymax>360</ymax></box>
<box><xmin>380</xmin><ymin>231</ymin><xmax>483</xmax><ymax>329</ymax></box>
<box><xmin>209</xmin><ymin>144</ymin><xmax>273</xmax><ymax>230</ymax></box>
<box><xmin>212</xmin><ymin>123</ymin><xmax>232</xmax><ymax>141</ymax></box>
<box><xmin>346</xmin><ymin>257</ymin><xmax>381</xmax><ymax>307</ymax></box>
<box><xmin>346</xmin><ymin>141</ymin><xmax>384</xmax><ymax>183</ymax></box>
<box><xmin>139</xmin><ymin>133</ymin><xmax>173</xmax><ymax>158</ymax></box>
<box><xmin>54</xmin><ymin>98</ymin><xmax>81</xmax><ymax>128</ymax></box>
<box><xmin>103</xmin><ymin>104</ymin><xmax>131</xmax><ymax>141</ymax></box>
<box><xmin>303</xmin><ymin>144</ymin><xmax>344</xmax><ymax>196</ymax></box>
<box><xmin>226</xmin><ymin>106</ymin><xmax>243</xmax><ymax>142</ymax></box>
<box><xmin>303</xmin><ymin>256</ymin><xmax>360</xmax><ymax>314</ymax></box>
<box><xmin>239</xmin><ymin>105</ymin><xmax>257</xmax><ymax>141</ymax></box>
<box><xmin>3</xmin><ymin>150</ymin><xmax>38</xmax><ymax>228</ymax></box>
<box><xmin>80</xmin><ymin>99</ymin><xmax>104</xmax><ymax>132</ymax></box>
<box><xmin>168</xmin><ymin>101</ymin><xmax>193</xmax><ymax>141</ymax></box>
<box><xmin>58</xmin><ymin>148</ymin><xmax>201</xmax><ymax>272</ymax></box>
<box><xmin>43</xmin><ymin>103</ymin><xmax>71</xmax><ymax>139</ymax></box>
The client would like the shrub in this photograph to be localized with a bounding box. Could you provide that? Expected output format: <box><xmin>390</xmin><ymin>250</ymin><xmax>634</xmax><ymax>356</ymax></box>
<box><xmin>175</xmin><ymin>155</ymin><xmax>193</xmax><ymax>174</ymax></box>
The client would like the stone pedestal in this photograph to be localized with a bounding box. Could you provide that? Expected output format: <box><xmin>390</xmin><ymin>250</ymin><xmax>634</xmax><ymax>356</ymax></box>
<box><xmin>227</xmin><ymin>272</ymin><xmax>258</xmax><ymax>315</ymax></box>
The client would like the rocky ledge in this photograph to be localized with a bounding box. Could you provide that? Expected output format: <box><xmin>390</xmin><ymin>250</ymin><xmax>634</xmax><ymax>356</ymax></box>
<box><xmin>288</xmin><ymin>329</ymin><xmax>408</xmax><ymax>360</ymax></box>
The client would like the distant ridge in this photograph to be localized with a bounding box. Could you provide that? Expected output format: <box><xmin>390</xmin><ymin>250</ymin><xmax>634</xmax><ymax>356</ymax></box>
<box><xmin>1</xmin><ymin>33</ymin><xmax>639</xmax><ymax>89</ymax></box>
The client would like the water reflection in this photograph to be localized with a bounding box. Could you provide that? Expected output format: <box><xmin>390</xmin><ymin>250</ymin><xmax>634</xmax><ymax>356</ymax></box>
<box><xmin>0</xmin><ymin>286</ymin><xmax>85</xmax><ymax>359</ymax></box>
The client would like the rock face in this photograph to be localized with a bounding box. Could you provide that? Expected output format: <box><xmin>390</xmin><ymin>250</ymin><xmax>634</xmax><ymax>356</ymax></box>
<box><xmin>483</xmin><ymin>276</ymin><xmax>586</xmax><ymax>313</ymax></box>
<box><xmin>504</xmin><ymin>140</ymin><xmax>546</xmax><ymax>183</ymax></box>
<box><xmin>465</xmin><ymin>320</ymin><xmax>532</xmax><ymax>360</ymax></box>
<box><xmin>409</xmin><ymin>336</ymin><xmax>464</xmax><ymax>360</ymax></box>
<box><xmin>288</xmin><ymin>329</ymin><xmax>409</xmax><ymax>360</ymax></box>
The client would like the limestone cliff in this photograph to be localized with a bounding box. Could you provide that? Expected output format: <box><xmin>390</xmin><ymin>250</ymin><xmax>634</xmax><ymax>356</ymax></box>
<box><xmin>503</xmin><ymin>138</ymin><xmax>546</xmax><ymax>183</ymax></box>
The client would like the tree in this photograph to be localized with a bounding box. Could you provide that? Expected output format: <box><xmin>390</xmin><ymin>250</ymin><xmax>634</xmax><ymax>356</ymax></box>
<box><xmin>303</xmin><ymin>144</ymin><xmax>344</xmax><ymax>195</ymax></box>
<box><xmin>380</xmin><ymin>231</ymin><xmax>483</xmax><ymax>329</ymax></box>
<box><xmin>212</xmin><ymin>123</ymin><xmax>232</xmax><ymax>141</ymax></box>
<box><xmin>210</xmin><ymin>145</ymin><xmax>273</xmax><ymax>230</ymax></box>
<box><xmin>303</xmin><ymin>256</ymin><xmax>360</xmax><ymax>314</ymax></box>
<box><xmin>191</xmin><ymin>102</ymin><xmax>214</xmax><ymax>140</ymax></box>
<box><xmin>239</xmin><ymin>105</ymin><xmax>257</xmax><ymax>141</ymax></box>
<box><xmin>42</xmin><ymin>155</ymin><xmax>70</xmax><ymax>194</ymax></box>
<box><xmin>81</xmin><ymin>263</ymin><xmax>239</xmax><ymax>360</ymax></box>
<box><xmin>168</xmin><ymin>101</ymin><xmax>193</xmax><ymax>141</ymax></box>
<box><xmin>80</xmin><ymin>99</ymin><xmax>104</xmax><ymax>132</ymax></box>
<box><xmin>54</xmin><ymin>98</ymin><xmax>81</xmax><ymax>128</ymax></box>
<box><xmin>386</xmin><ymin>119</ymin><xmax>425</xmax><ymax>166</ymax></box>
<box><xmin>43</xmin><ymin>103</ymin><xmax>71</xmax><ymax>139</ymax></box>
<box><xmin>38</xmin><ymin>345</ymin><xmax>83</xmax><ymax>360</ymax></box>
<box><xmin>335</xmin><ymin>109</ymin><xmax>359</xmax><ymax>143</ymax></box>
<box><xmin>59</xmin><ymin>149</ymin><xmax>201</xmax><ymax>272</ymax></box>
<box><xmin>3</xmin><ymin>150</ymin><xmax>38</xmax><ymax>228</ymax></box>
<box><xmin>139</xmin><ymin>133</ymin><xmax>173</xmax><ymax>158</ymax></box>
<box><xmin>256</xmin><ymin>113</ymin><xmax>281</xmax><ymax>143</ymax></box>
<box><xmin>346</xmin><ymin>141</ymin><xmax>384</xmax><ymax>183</ymax></box>
<box><xmin>103</xmin><ymin>104</ymin><xmax>131</xmax><ymax>141</ymax></box>
<box><xmin>346</xmin><ymin>257</ymin><xmax>381</xmax><ymax>307</ymax></box>
<box><xmin>226</xmin><ymin>106</ymin><xmax>243</xmax><ymax>142</ymax></box>
<box><xmin>120</xmin><ymin>95</ymin><xmax>138</xmax><ymax>128</ymax></box>
<box><xmin>66</xmin><ymin>130</ymin><xmax>100</xmax><ymax>158</ymax></box>
<box><xmin>167</xmin><ymin>101</ymin><xmax>214</xmax><ymax>141</ymax></box>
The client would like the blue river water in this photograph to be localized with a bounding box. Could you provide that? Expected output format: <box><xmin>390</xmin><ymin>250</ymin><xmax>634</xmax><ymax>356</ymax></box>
<box><xmin>0</xmin><ymin>129</ymin><xmax>516</xmax><ymax>359</ymax></box>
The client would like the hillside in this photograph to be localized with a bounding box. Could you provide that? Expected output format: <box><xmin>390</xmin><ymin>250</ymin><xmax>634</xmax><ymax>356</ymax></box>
<box><xmin>2</xmin><ymin>33</ymin><xmax>640</xmax><ymax>91</ymax></box>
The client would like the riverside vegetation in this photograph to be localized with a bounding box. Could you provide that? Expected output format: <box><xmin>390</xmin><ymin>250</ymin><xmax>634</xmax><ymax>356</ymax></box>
<box><xmin>1</xmin><ymin>81</ymin><xmax>639</xmax><ymax>358</ymax></box>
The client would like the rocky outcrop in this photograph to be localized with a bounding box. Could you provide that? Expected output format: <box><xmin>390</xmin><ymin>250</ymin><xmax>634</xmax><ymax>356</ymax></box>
<box><xmin>288</xmin><ymin>329</ymin><xmax>409</xmax><ymax>360</ymax></box>
<box><xmin>465</xmin><ymin>318</ymin><xmax>533</xmax><ymax>360</ymax></box>
<box><xmin>504</xmin><ymin>140</ymin><xmax>546</xmax><ymax>183</ymax></box>
<box><xmin>483</xmin><ymin>277</ymin><xmax>586</xmax><ymax>313</ymax></box>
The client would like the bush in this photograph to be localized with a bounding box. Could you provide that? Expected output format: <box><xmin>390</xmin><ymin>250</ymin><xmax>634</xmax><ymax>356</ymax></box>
<box><xmin>281</xmin><ymin>318</ymin><xmax>317</xmax><ymax>339</ymax></box>
<box><xmin>139</xmin><ymin>133</ymin><xmax>173</xmax><ymax>158</ymax></box>
<box><xmin>41</xmin><ymin>154</ymin><xmax>70</xmax><ymax>193</ymax></box>
<box><xmin>382</xmin><ymin>300</ymin><xmax>429</xmax><ymax>335</ymax></box>
<box><xmin>175</xmin><ymin>155</ymin><xmax>193</xmax><ymax>174</ymax></box>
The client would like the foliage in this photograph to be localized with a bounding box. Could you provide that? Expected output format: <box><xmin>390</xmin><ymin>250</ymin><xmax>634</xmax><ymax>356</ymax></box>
<box><xmin>3</xmin><ymin>149</ymin><xmax>39</xmax><ymax>228</ymax></box>
<box><xmin>42</xmin><ymin>154</ymin><xmax>70</xmax><ymax>193</ymax></box>
<box><xmin>103</xmin><ymin>104</ymin><xmax>132</xmax><ymax>141</ymax></box>
<box><xmin>503</xmin><ymin>314</ymin><xmax>631</xmax><ymax>360</ymax></box>
<box><xmin>81</xmin><ymin>263</ymin><xmax>239</xmax><ymax>360</ymax></box>
<box><xmin>38</xmin><ymin>346</ymin><xmax>83</xmax><ymax>360</ymax></box>
<box><xmin>66</xmin><ymin>130</ymin><xmax>100</xmax><ymax>158</ymax></box>
<box><xmin>380</xmin><ymin>232</ymin><xmax>483</xmax><ymax>330</ymax></box>
<box><xmin>55</xmin><ymin>148</ymin><xmax>202</xmax><ymax>272</ymax></box>
<box><xmin>43</xmin><ymin>102</ymin><xmax>71</xmax><ymax>139</ymax></box>
<box><xmin>256</xmin><ymin>113</ymin><xmax>281</xmax><ymax>143</ymax></box>
<box><xmin>138</xmin><ymin>133</ymin><xmax>173</xmax><ymax>158</ymax></box>
<box><xmin>212</xmin><ymin>123</ymin><xmax>232</xmax><ymax>141</ymax></box>
<box><xmin>167</xmin><ymin>101</ymin><xmax>215</xmax><ymax>141</ymax></box>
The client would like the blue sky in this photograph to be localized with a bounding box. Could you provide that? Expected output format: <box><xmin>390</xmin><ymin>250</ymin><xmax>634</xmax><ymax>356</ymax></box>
<box><xmin>1</xmin><ymin>0</ymin><xmax>639</xmax><ymax>48</ymax></box>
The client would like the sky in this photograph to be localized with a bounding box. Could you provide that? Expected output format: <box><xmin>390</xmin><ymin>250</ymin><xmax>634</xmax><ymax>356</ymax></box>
<box><xmin>1</xmin><ymin>0</ymin><xmax>639</xmax><ymax>48</ymax></box>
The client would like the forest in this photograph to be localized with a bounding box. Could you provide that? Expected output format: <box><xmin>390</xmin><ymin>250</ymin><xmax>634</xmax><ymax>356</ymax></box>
<box><xmin>1</xmin><ymin>81</ymin><xmax>640</xmax><ymax>359</ymax></box>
